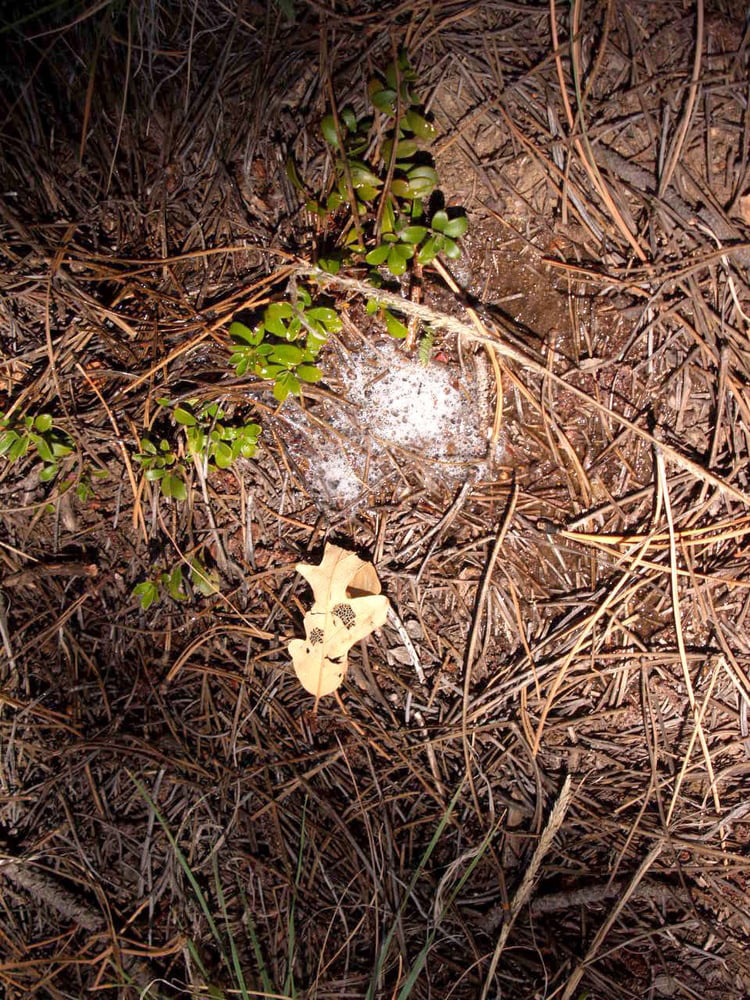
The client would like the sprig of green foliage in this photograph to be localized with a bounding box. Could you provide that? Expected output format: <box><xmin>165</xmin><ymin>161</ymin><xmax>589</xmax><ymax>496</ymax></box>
<box><xmin>133</xmin><ymin>436</ymin><xmax>187</xmax><ymax>500</ymax></box>
<box><xmin>167</xmin><ymin>398</ymin><xmax>261</xmax><ymax>468</ymax></box>
<box><xmin>134</xmin><ymin>399</ymin><xmax>261</xmax><ymax>501</ymax></box>
<box><xmin>0</xmin><ymin>410</ymin><xmax>74</xmax><ymax>483</ymax></box>
<box><xmin>229</xmin><ymin>285</ymin><xmax>341</xmax><ymax>402</ymax></box>
<box><xmin>317</xmin><ymin>52</ymin><xmax>468</xmax><ymax>286</ymax></box>
<box><xmin>132</xmin><ymin>553</ymin><xmax>220</xmax><ymax>610</ymax></box>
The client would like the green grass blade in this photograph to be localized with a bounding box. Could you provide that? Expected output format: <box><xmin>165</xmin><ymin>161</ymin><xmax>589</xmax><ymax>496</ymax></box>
<box><xmin>396</xmin><ymin>817</ymin><xmax>501</xmax><ymax>998</ymax></box>
<box><xmin>366</xmin><ymin>780</ymin><xmax>465</xmax><ymax>1000</ymax></box>
<box><xmin>213</xmin><ymin>852</ymin><xmax>250</xmax><ymax>999</ymax></box>
<box><xmin>130</xmin><ymin>774</ymin><xmax>232</xmax><ymax>980</ymax></box>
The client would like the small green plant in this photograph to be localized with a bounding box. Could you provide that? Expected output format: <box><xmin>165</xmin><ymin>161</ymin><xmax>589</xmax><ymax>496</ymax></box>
<box><xmin>0</xmin><ymin>410</ymin><xmax>74</xmax><ymax>482</ymax></box>
<box><xmin>132</xmin><ymin>553</ymin><xmax>220</xmax><ymax>610</ymax></box>
<box><xmin>133</xmin><ymin>436</ymin><xmax>187</xmax><ymax>500</ymax></box>
<box><xmin>165</xmin><ymin>398</ymin><xmax>261</xmax><ymax>468</ymax></box>
<box><xmin>317</xmin><ymin>52</ymin><xmax>467</xmax><ymax>281</ymax></box>
<box><xmin>135</xmin><ymin>400</ymin><xmax>262</xmax><ymax>500</ymax></box>
<box><xmin>229</xmin><ymin>285</ymin><xmax>341</xmax><ymax>402</ymax></box>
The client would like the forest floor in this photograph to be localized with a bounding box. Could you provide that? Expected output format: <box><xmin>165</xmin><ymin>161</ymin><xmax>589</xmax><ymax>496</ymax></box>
<box><xmin>1</xmin><ymin>2</ymin><xmax>750</xmax><ymax>998</ymax></box>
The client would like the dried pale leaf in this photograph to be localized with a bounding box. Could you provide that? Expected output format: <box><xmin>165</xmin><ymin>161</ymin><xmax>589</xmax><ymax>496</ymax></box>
<box><xmin>289</xmin><ymin>544</ymin><xmax>389</xmax><ymax>698</ymax></box>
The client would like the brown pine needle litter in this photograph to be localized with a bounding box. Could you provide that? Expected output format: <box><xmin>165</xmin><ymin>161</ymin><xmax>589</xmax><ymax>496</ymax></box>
<box><xmin>2</xmin><ymin>2</ymin><xmax>750</xmax><ymax>998</ymax></box>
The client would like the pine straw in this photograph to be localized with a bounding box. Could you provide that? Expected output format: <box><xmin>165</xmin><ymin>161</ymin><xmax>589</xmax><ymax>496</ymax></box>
<box><xmin>1</xmin><ymin>1</ymin><xmax>750</xmax><ymax>997</ymax></box>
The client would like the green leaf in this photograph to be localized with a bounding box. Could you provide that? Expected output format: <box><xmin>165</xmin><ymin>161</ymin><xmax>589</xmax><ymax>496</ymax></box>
<box><xmin>0</xmin><ymin>430</ymin><xmax>18</xmax><ymax>456</ymax></box>
<box><xmin>264</xmin><ymin>301</ymin><xmax>293</xmax><ymax>337</ymax></box>
<box><xmin>38</xmin><ymin>463</ymin><xmax>58</xmax><ymax>482</ymax></box>
<box><xmin>213</xmin><ymin>441</ymin><xmax>234</xmax><ymax>469</ymax></box>
<box><xmin>8</xmin><ymin>437</ymin><xmax>30</xmax><ymax>462</ymax></box>
<box><xmin>173</xmin><ymin>406</ymin><xmax>197</xmax><ymax>426</ymax></box>
<box><xmin>269</xmin><ymin>344</ymin><xmax>304</xmax><ymax>365</ymax></box>
<box><xmin>431</xmin><ymin>209</ymin><xmax>449</xmax><ymax>233</ymax></box>
<box><xmin>365</xmin><ymin>244</ymin><xmax>390</xmax><ymax>266</ymax></box>
<box><xmin>341</xmin><ymin>106</ymin><xmax>357</xmax><ymax>132</ymax></box>
<box><xmin>297</xmin><ymin>364</ymin><xmax>322</xmax><ymax>383</ymax></box>
<box><xmin>306</xmin><ymin>306</ymin><xmax>341</xmax><ymax>331</ymax></box>
<box><xmin>405</xmin><ymin>164</ymin><xmax>438</xmax><ymax>199</ymax></box>
<box><xmin>191</xmin><ymin>559</ymin><xmax>220</xmax><ymax>597</ymax></box>
<box><xmin>371</xmin><ymin>87</ymin><xmax>397</xmax><ymax>114</ymax></box>
<box><xmin>30</xmin><ymin>433</ymin><xmax>52</xmax><ymax>462</ymax></box>
<box><xmin>161</xmin><ymin>473</ymin><xmax>187</xmax><ymax>501</ymax></box>
<box><xmin>442</xmin><ymin>237</ymin><xmax>461</xmax><ymax>259</ymax></box>
<box><xmin>442</xmin><ymin>215</ymin><xmax>468</xmax><ymax>239</ymax></box>
<box><xmin>365</xmin><ymin>298</ymin><xmax>380</xmax><ymax>315</ymax></box>
<box><xmin>133</xmin><ymin>581</ymin><xmax>159</xmax><ymax>611</ymax></box>
<box><xmin>385</xmin><ymin>311</ymin><xmax>409</xmax><ymax>339</ymax></box>
<box><xmin>321</xmin><ymin>114</ymin><xmax>339</xmax><ymax>148</ymax></box>
<box><xmin>387</xmin><ymin>250</ymin><xmax>408</xmax><ymax>276</ymax></box>
<box><xmin>166</xmin><ymin>565</ymin><xmax>187</xmax><ymax>601</ymax></box>
<box><xmin>417</xmin><ymin>236</ymin><xmax>440</xmax><ymax>264</ymax></box>
<box><xmin>51</xmin><ymin>439</ymin><xmax>73</xmax><ymax>458</ymax></box>
<box><xmin>229</xmin><ymin>321</ymin><xmax>263</xmax><ymax>346</ymax></box>
<box><xmin>318</xmin><ymin>256</ymin><xmax>341</xmax><ymax>275</ymax></box>
<box><xmin>273</xmin><ymin>372</ymin><xmax>300</xmax><ymax>402</ymax></box>
<box><xmin>404</xmin><ymin>109</ymin><xmax>437</xmax><ymax>140</ymax></box>
<box><xmin>34</xmin><ymin>413</ymin><xmax>53</xmax><ymax>433</ymax></box>
<box><xmin>399</xmin><ymin>225</ymin><xmax>428</xmax><ymax>245</ymax></box>
<box><xmin>349</xmin><ymin>162</ymin><xmax>382</xmax><ymax>191</ymax></box>
<box><xmin>256</xmin><ymin>362</ymin><xmax>285</xmax><ymax>380</ymax></box>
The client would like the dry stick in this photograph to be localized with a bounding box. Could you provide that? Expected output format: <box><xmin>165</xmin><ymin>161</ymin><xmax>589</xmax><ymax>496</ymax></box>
<box><xmin>302</xmin><ymin>266</ymin><xmax>750</xmax><ymax>508</ymax></box>
<box><xmin>560</xmin><ymin>841</ymin><xmax>664</xmax><ymax>1000</ymax></box>
<box><xmin>463</xmin><ymin>484</ymin><xmax>518</xmax><ymax>822</ymax></box>
<box><xmin>658</xmin><ymin>0</ymin><xmax>704</xmax><ymax>197</ymax></box>
<box><xmin>656</xmin><ymin>450</ymin><xmax>721</xmax><ymax>826</ymax></box>
<box><xmin>480</xmin><ymin>774</ymin><xmax>573</xmax><ymax>1000</ymax></box>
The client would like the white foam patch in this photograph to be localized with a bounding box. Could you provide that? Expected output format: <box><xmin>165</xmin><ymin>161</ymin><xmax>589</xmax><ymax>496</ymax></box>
<box><xmin>279</xmin><ymin>339</ymin><xmax>500</xmax><ymax>507</ymax></box>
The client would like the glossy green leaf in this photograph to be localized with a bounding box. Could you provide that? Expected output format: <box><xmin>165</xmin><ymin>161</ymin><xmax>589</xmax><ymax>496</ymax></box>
<box><xmin>385</xmin><ymin>311</ymin><xmax>409</xmax><ymax>338</ymax></box>
<box><xmin>431</xmin><ymin>209</ymin><xmax>449</xmax><ymax>233</ymax></box>
<box><xmin>442</xmin><ymin>237</ymin><xmax>461</xmax><ymax>259</ymax></box>
<box><xmin>269</xmin><ymin>344</ymin><xmax>304</xmax><ymax>366</ymax></box>
<box><xmin>274</xmin><ymin>371</ymin><xmax>300</xmax><ymax>401</ymax></box>
<box><xmin>229</xmin><ymin>321</ymin><xmax>263</xmax><ymax>346</ymax></box>
<box><xmin>405</xmin><ymin>109</ymin><xmax>437</xmax><ymax>140</ymax></box>
<box><xmin>417</xmin><ymin>236</ymin><xmax>440</xmax><ymax>264</ymax></box>
<box><xmin>297</xmin><ymin>364</ymin><xmax>322</xmax><ymax>383</ymax></box>
<box><xmin>161</xmin><ymin>473</ymin><xmax>187</xmax><ymax>501</ymax></box>
<box><xmin>365</xmin><ymin>244</ymin><xmax>390</xmax><ymax>266</ymax></box>
<box><xmin>306</xmin><ymin>306</ymin><xmax>341</xmax><ymax>331</ymax></box>
<box><xmin>213</xmin><ymin>440</ymin><xmax>234</xmax><ymax>469</ymax></box>
<box><xmin>442</xmin><ymin>215</ymin><xmax>468</xmax><ymax>239</ymax></box>
<box><xmin>173</xmin><ymin>406</ymin><xmax>197</xmax><ymax>426</ymax></box>
<box><xmin>399</xmin><ymin>225</ymin><xmax>427</xmax><ymax>245</ymax></box>
<box><xmin>321</xmin><ymin>114</ymin><xmax>339</xmax><ymax>148</ymax></box>
<box><xmin>387</xmin><ymin>248</ymin><xmax>408</xmax><ymax>276</ymax></box>
<box><xmin>34</xmin><ymin>413</ymin><xmax>53</xmax><ymax>433</ymax></box>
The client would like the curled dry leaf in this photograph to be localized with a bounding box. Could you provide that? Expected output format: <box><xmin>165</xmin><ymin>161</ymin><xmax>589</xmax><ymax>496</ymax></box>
<box><xmin>288</xmin><ymin>543</ymin><xmax>389</xmax><ymax>699</ymax></box>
